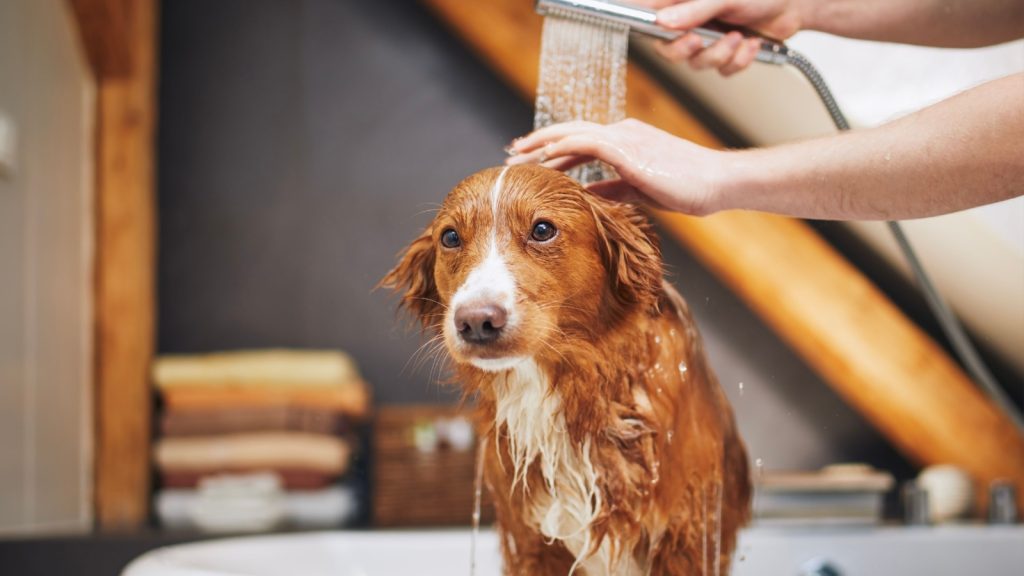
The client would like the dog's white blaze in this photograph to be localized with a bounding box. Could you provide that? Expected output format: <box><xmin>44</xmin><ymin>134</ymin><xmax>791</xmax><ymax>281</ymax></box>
<box><xmin>451</xmin><ymin>167</ymin><xmax>517</xmax><ymax>361</ymax></box>
<box><xmin>490</xmin><ymin>165</ymin><xmax>508</xmax><ymax>219</ymax></box>
<box><xmin>450</xmin><ymin>237</ymin><xmax>516</xmax><ymax>323</ymax></box>
<box><xmin>493</xmin><ymin>360</ymin><xmax>641</xmax><ymax>575</ymax></box>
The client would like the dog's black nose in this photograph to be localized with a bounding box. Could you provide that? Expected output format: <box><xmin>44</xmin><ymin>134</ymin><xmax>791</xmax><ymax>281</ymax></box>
<box><xmin>455</xmin><ymin>303</ymin><xmax>507</xmax><ymax>344</ymax></box>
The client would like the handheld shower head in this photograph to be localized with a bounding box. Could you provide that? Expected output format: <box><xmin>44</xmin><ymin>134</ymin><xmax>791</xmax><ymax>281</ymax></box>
<box><xmin>535</xmin><ymin>0</ymin><xmax>789</xmax><ymax>65</ymax></box>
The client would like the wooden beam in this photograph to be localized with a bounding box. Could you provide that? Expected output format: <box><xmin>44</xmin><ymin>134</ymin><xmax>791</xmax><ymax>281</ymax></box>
<box><xmin>421</xmin><ymin>0</ymin><xmax>1024</xmax><ymax>514</ymax></box>
<box><xmin>91</xmin><ymin>0</ymin><xmax>158</xmax><ymax>529</ymax></box>
<box><xmin>66</xmin><ymin>0</ymin><xmax>134</xmax><ymax>78</ymax></box>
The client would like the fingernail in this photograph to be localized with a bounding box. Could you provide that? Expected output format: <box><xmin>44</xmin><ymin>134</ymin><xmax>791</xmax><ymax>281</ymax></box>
<box><xmin>505</xmin><ymin>137</ymin><xmax>524</xmax><ymax>153</ymax></box>
<box><xmin>725</xmin><ymin>32</ymin><xmax>742</xmax><ymax>47</ymax></box>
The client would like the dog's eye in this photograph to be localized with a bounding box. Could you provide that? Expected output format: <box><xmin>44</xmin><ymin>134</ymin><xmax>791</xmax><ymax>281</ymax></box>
<box><xmin>440</xmin><ymin>228</ymin><xmax>461</xmax><ymax>248</ymax></box>
<box><xmin>531</xmin><ymin>221</ymin><xmax>557</xmax><ymax>242</ymax></box>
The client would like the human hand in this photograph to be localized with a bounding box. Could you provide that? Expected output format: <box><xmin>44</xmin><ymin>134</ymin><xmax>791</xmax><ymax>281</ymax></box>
<box><xmin>631</xmin><ymin>0</ymin><xmax>807</xmax><ymax>76</ymax></box>
<box><xmin>506</xmin><ymin>119</ymin><xmax>729</xmax><ymax>216</ymax></box>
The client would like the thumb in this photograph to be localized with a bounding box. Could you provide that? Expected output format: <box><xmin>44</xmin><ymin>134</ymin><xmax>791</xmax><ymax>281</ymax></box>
<box><xmin>656</xmin><ymin>0</ymin><xmax>726</xmax><ymax>30</ymax></box>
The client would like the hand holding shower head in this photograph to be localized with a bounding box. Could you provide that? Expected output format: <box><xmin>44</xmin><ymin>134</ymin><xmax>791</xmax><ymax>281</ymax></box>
<box><xmin>533</xmin><ymin>0</ymin><xmax>1024</xmax><ymax>433</ymax></box>
<box><xmin>535</xmin><ymin>0</ymin><xmax>790</xmax><ymax>65</ymax></box>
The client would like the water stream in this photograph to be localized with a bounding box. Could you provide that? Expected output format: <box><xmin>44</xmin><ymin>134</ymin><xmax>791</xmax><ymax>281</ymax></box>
<box><xmin>470</xmin><ymin>440</ymin><xmax>486</xmax><ymax>576</ymax></box>
<box><xmin>534</xmin><ymin>11</ymin><xmax>629</xmax><ymax>184</ymax></box>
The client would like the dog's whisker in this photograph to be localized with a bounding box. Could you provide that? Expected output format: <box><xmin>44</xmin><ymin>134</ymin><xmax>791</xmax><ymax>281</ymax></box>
<box><xmin>403</xmin><ymin>329</ymin><xmax>448</xmax><ymax>377</ymax></box>
<box><xmin>410</xmin><ymin>297</ymin><xmax>450</xmax><ymax>311</ymax></box>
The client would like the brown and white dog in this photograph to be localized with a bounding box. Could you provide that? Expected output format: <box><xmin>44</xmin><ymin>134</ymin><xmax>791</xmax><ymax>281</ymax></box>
<box><xmin>383</xmin><ymin>165</ymin><xmax>750</xmax><ymax>575</ymax></box>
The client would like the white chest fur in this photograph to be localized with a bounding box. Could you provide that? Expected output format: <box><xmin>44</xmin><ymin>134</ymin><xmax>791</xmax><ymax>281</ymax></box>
<box><xmin>492</xmin><ymin>360</ymin><xmax>642</xmax><ymax>575</ymax></box>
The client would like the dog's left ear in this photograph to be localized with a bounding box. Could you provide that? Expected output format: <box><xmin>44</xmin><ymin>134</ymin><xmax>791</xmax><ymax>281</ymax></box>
<box><xmin>592</xmin><ymin>201</ymin><xmax>663</xmax><ymax>310</ymax></box>
<box><xmin>379</xmin><ymin>227</ymin><xmax>442</xmax><ymax>329</ymax></box>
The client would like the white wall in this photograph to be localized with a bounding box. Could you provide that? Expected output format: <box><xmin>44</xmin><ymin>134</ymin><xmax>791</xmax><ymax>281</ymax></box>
<box><xmin>0</xmin><ymin>0</ymin><xmax>95</xmax><ymax>534</ymax></box>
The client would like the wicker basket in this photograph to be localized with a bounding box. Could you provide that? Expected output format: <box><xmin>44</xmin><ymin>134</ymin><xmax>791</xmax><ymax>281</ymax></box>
<box><xmin>372</xmin><ymin>404</ymin><xmax>495</xmax><ymax>527</ymax></box>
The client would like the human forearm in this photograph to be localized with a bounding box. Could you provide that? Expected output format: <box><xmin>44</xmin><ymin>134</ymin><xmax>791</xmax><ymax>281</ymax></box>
<box><xmin>802</xmin><ymin>0</ymin><xmax>1024</xmax><ymax>47</ymax></box>
<box><xmin>717</xmin><ymin>73</ymin><xmax>1024</xmax><ymax>219</ymax></box>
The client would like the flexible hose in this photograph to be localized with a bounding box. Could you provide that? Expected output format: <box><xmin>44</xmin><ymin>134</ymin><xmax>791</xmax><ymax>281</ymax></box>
<box><xmin>784</xmin><ymin>50</ymin><xmax>1024</xmax><ymax>432</ymax></box>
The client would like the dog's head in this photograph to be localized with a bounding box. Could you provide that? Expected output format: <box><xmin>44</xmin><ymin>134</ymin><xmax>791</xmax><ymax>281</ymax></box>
<box><xmin>382</xmin><ymin>165</ymin><xmax>661</xmax><ymax>372</ymax></box>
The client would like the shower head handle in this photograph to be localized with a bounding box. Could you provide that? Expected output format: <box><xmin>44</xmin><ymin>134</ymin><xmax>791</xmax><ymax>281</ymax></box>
<box><xmin>535</xmin><ymin>0</ymin><xmax>789</xmax><ymax>65</ymax></box>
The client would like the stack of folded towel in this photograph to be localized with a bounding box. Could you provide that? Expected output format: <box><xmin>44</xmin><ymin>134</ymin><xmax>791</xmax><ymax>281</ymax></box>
<box><xmin>152</xmin><ymin>349</ymin><xmax>370</xmax><ymax>532</ymax></box>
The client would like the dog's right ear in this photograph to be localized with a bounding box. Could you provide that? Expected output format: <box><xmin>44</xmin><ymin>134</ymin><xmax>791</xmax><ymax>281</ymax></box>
<box><xmin>379</xmin><ymin>227</ymin><xmax>441</xmax><ymax>330</ymax></box>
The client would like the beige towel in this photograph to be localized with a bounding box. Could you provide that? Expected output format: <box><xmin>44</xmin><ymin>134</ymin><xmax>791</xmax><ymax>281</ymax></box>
<box><xmin>154</xmin><ymin>432</ymin><xmax>351</xmax><ymax>475</ymax></box>
<box><xmin>153</xmin><ymin>349</ymin><xmax>360</xmax><ymax>389</ymax></box>
<box><xmin>160</xmin><ymin>385</ymin><xmax>369</xmax><ymax>418</ymax></box>
<box><xmin>153</xmin><ymin>349</ymin><xmax>371</xmax><ymax>418</ymax></box>
<box><xmin>160</xmin><ymin>406</ymin><xmax>349</xmax><ymax>436</ymax></box>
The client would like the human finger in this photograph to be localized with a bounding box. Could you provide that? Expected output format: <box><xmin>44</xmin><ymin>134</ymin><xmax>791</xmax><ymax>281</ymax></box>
<box><xmin>508</xmin><ymin>121</ymin><xmax>600</xmax><ymax>154</ymax></box>
<box><xmin>690</xmin><ymin>31</ymin><xmax>743</xmax><ymax>70</ymax></box>
<box><xmin>653</xmin><ymin>33</ymin><xmax>705</xmax><ymax>63</ymax></box>
<box><xmin>719</xmin><ymin>37</ymin><xmax>761</xmax><ymax>76</ymax></box>
<box><xmin>656</xmin><ymin>0</ymin><xmax>727</xmax><ymax>30</ymax></box>
<box><xmin>505</xmin><ymin>144</ymin><xmax>550</xmax><ymax>166</ymax></box>
<box><xmin>540</xmin><ymin>133</ymin><xmax>629</xmax><ymax>172</ymax></box>
<box><xmin>628</xmin><ymin>0</ymin><xmax>680</xmax><ymax>9</ymax></box>
<box><xmin>586</xmin><ymin>179</ymin><xmax>655</xmax><ymax>207</ymax></box>
<box><xmin>541</xmin><ymin>154</ymin><xmax>593</xmax><ymax>172</ymax></box>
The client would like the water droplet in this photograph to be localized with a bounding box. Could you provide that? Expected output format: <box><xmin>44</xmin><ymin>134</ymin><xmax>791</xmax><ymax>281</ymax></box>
<box><xmin>666</xmin><ymin>430</ymin><xmax>674</xmax><ymax>444</ymax></box>
<box><xmin>654</xmin><ymin>362</ymin><xmax>661</xmax><ymax>371</ymax></box>
<box><xmin>656</xmin><ymin>387</ymin><xmax>663</xmax><ymax>394</ymax></box>
<box><xmin>738</xmin><ymin>382</ymin><xmax>744</xmax><ymax>396</ymax></box>
<box><xmin>669</xmin><ymin>328</ymin><xmax>677</xmax><ymax>338</ymax></box>
<box><xmin>654</xmin><ymin>335</ymin><xmax>661</xmax><ymax>344</ymax></box>
<box><xmin>678</xmin><ymin>361</ymin><xmax>687</xmax><ymax>374</ymax></box>
<box><xmin>755</xmin><ymin>457</ymin><xmax>763</xmax><ymax>468</ymax></box>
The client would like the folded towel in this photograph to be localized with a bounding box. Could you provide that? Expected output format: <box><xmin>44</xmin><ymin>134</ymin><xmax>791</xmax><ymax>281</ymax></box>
<box><xmin>161</xmin><ymin>468</ymin><xmax>340</xmax><ymax>490</ymax></box>
<box><xmin>160</xmin><ymin>385</ymin><xmax>369</xmax><ymax>418</ymax></box>
<box><xmin>155</xmin><ymin>483</ymin><xmax>359</xmax><ymax>531</ymax></box>
<box><xmin>154</xmin><ymin>432</ymin><xmax>351</xmax><ymax>475</ymax></box>
<box><xmin>154</xmin><ymin>349</ymin><xmax>359</xmax><ymax>389</ymax></box>
<box><xmin>160</xmin><ymin>405</ymin><xmax>349</xmax><ymax>437</ymax></box>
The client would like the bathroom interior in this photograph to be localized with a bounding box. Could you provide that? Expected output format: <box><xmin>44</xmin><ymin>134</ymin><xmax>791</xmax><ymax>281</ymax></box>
<box><xmin>0</xmin><ymin>0</ymin><xmax>1022</xmax><ymax>574</ymax></box>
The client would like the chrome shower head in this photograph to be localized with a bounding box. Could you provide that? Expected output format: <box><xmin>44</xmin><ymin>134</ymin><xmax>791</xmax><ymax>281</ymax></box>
<box><xmin>534</xmin><ymin>0</ymin><xmax>789</xmax><ymax>65</ymax></box>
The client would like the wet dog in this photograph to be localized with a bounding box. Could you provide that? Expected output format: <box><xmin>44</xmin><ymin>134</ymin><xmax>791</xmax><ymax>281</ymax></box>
<box><xmin>383</xmin><ymin>165</ymin><xmax>750</xmax><ymax>575</ymax></box>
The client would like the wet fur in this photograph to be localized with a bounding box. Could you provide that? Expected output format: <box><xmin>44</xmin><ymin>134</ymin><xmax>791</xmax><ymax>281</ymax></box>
<box><xmin>382</xmin><ymin>165</ymin><xmax>750</xmax><ymax>575</ymax></box>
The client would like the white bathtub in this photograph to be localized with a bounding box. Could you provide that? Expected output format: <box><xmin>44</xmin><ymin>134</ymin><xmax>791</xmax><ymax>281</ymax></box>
<box><xmin>123</xmin><ymin>525</ymin><xmax>1023</xmax><ymax>576</ymax></box>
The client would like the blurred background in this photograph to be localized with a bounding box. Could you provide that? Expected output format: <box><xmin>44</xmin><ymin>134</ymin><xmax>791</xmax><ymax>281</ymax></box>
<box><xmin>0</xmin><ymin>0</ymin><xmax>1021</xmax><ymax>574</ymax></box>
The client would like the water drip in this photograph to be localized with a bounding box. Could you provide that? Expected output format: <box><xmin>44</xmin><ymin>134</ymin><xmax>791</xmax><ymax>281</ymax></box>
<box><xmin>470</xmin><ymin>441</ymin><xmax>486</xmax><ymax>576</ymax></box>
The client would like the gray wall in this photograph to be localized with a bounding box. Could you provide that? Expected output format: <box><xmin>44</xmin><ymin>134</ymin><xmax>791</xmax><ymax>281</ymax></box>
<box><xmin>158</xmin><ymin>0</ymin><xmax>910</xmax><ymax>476</ymax></box>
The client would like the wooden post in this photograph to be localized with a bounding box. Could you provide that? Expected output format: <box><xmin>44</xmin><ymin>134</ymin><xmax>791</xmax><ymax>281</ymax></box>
<box><xmin>421</xmin><ymin>0</ymin><xmax>1024</xmax><ymax>514</ymax></box>
<box><xmin>66</xmin><ymin>0</ymin><xmax>133</xmax><ymax>78</ymax></box>
<box><xmin>70</xmin><ymin>0</ymin><xmax>159</xmax><ymax>529</ymax></box>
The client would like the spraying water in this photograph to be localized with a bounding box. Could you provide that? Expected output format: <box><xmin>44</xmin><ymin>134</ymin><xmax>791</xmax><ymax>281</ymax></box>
<box><xmin>470</xmin><ymin>440</ymin><xmax>486</xmax><ymax>576</ymax></box>
<box><xmin>713</xmin><ymin>480</ymin><xmax>723</xmax><ymax>576</ymax></box>
<box><xmin>534</xmin><ymin>11</ymin><xmax>628</xmax><ymax>184</ymax></box>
